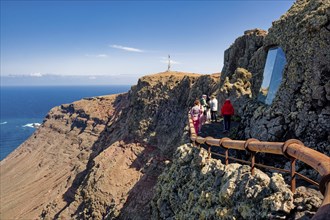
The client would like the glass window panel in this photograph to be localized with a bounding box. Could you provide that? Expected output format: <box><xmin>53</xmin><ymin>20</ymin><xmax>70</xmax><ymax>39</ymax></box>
<box><xmin>258</xmin><ymin>47</ymin><xmax>286</xmax><ymax>105</ymax></box>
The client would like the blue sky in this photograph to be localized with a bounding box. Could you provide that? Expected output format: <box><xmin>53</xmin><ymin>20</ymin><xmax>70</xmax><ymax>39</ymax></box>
<box><xmin>1</xmin><ymin>0</ymin><xmax>295</xmax><ymax>84</ymax></box>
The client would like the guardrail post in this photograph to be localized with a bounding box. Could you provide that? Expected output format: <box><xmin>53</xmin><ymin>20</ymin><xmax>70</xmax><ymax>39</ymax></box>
<box><xmin>219</xmin><ymin>137</ymin><xmax>231</xmax><ymax>166</ymax></box>
<box><xmin>244</xmin><ymin>138</ymin><xmax>259</xmax><ymax>176</ymax></box>
<box><xmin>225</xmin><ymin>149</ymin><xmax>229</xmax><ymax>165</ymax></box>
<box><xmin>251</xmin><ymin>152</ymin><xmax>256</xmax><ymax>176</ymax></box>
<box><xmin>291</xmin><ymin>158</ymin><xmax>296</xmax><ymax>193</ymax></box>
<box><xmin>207</xmin><ymin>144</ymin><xmax>211</xmax><ymax>159</ymax></box>
<box><xmin>283</xmin><ymin>139</ymin><xmax>303</xmax><ymax>194</ymax></box>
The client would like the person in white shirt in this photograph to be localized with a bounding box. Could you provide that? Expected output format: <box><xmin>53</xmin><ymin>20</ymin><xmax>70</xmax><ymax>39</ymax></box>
<box><xmin>209</xmin><ymin>95</ymin><xmax>218</xmax><ymax>122</ymax></box>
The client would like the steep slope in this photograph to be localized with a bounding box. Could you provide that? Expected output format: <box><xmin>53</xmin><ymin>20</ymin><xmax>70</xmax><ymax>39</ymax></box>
<box><xmin>0</xmin><ymin>94</ymin><xmax>124</xmax><ymax>219</ymax></box>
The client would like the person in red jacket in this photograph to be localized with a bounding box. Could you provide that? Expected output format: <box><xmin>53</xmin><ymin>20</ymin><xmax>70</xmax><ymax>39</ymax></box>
<box><xmin>221</xmin><ymin>99</ymin><xmax>235</xmax><ymax>132</ymax></box>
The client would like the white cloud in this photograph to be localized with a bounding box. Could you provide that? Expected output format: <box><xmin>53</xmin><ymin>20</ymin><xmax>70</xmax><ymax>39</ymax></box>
<box><xmin>89</xmin><ymin>76</ymin><xmax>97</xmax><ymax>80</ymax></box>
<box><xmin>110</xmin><ymin>44</ymin><xmax>144</xmax><ymax>53</ymax></box>
<box><xmin>85</xmin><ymin>54</ymin><xmax>108</xmax><ymax>58</ymax></box>
<box><xmin>160</xmin><ymin>57</ymin><xmax>181</xmax><ymax>65</ymax></box>
<box><xmin>30</xmin><ymin>72</ymin><xmax>43</xmax><ymax>77</ymax></box>
<box><xmin>96</xmin><ymin>54</ymin><xmax>108</xmax><ymax>58</ymax></box>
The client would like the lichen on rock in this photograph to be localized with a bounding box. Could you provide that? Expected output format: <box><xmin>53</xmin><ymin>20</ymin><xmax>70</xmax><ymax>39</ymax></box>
<box><xmin>151</xmin><ymin>144</ymin><xmax>297</xmax><ymax>219</ymax></box>
<box><xmin>220</xmin><ymin>67</ymin><xmax>253</xmax><ymax>99</ymax></box>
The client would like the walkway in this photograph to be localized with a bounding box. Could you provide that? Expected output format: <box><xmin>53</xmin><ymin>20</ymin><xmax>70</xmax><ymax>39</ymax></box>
<box><xmin>199</xmin><ymin>118</ymin><xmax>240</xmax><ymax>139</ymax></box>
<box><xmin>198</xmin><ymin>118</ymin><xmax>241</xmax><ymax>161</ymax></box>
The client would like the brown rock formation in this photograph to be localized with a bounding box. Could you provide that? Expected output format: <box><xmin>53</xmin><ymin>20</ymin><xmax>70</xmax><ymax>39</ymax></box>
<box><xmin>0</xmin><ymin>95</ymin><xmax>123</xmax><ymax>219</ymax></box>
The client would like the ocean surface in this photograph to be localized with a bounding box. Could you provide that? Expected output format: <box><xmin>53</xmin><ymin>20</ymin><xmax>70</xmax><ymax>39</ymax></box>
<box><xmin>0</xmin><ymin>85</ymin><xmax>131</xmax><ymax>161</ymax></box>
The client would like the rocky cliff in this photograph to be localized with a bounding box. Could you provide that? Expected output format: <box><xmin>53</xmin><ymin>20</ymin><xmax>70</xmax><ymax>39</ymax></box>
<box><xmin>218</xmin><ymin>0</ymin><xmax>330</xmax><ymax>157</ymax></box>
<box><xmin>0</xmin><ymin>94</ymin><xmax>124</xmax><ymax>219</ymax></box>
<box><xmin>1</xmin><ymin>0</ymin><xmax>329</xmax><ymax>219</ymax></box>
<box><xmin>0</xmin><ymin>72</ymin><xmax>220</xmax><ymax>219</ymax></box>
<box><xmin>221</xmin><ymin>28</ymin><xmax>267</xmax><ymax>98</ymax></box>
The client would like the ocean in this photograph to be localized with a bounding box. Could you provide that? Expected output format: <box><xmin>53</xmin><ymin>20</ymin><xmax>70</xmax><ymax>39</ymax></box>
<box><xmin>0</xmin><ymin>85</ymin><xmax>131</xmax><ymax>160</ymax></box>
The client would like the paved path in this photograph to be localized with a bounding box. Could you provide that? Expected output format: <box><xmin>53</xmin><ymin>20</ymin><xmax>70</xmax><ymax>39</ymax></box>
<box><xmin>197</xmin><ymin>118</ymin><xmax>241</xmax><ymax>161</ymax></box>
<box><xmin>199</xmin><ymin>118</ymin><xmax>240</xmax><ymax>139</ymax></box>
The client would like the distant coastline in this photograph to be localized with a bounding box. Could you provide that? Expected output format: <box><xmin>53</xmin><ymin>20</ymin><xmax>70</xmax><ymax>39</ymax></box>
<box><xmin>0</xmin><ymin>85</ymin><xmax>131</xmax><ymax>160</ymax></box>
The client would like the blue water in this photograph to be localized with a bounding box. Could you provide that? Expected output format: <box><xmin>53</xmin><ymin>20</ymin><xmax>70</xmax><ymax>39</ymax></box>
<box><xmin>0</xmin><ymin>85</ymin><xmax>131</xmax><ymax>160</ymax></box>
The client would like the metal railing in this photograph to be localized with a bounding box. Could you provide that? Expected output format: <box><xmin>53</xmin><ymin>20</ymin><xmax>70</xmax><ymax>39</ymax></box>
<box><xmin>188</xmin><ymin>113</ymin><xmax>330</xmax><ymax>218</ymax></box>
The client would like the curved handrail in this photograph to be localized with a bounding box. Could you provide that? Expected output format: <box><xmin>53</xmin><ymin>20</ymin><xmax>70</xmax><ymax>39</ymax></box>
<box><xmin>188</xmin><ymin>113</ymin><xmax>330</xmax><ymax>217</ymax></box>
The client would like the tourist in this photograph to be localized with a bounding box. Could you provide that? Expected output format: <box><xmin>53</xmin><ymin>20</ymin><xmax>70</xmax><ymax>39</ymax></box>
<box><xmin>190</xmin><ymin>99</ymin><xmax>202</xmax><ymax>134</ymax></box>
<box><xmin>201</xmin><ymin>95</ymin><xmax>208</xmax><ymax>119</ymax></box>
<box><xmin>200</xmin><ymin>94</ymin><xmax>208</xmax><ymax>109</ymax></box>
<box><xmin>206</xmin><ymin>95</ymin><xmax>211</xmax><ymax>122</ymax></box>
<box><xmin>210</xmin><ymin>95</ymin><xmax>218</xmax><ymax>122</ymax></box>
<box><xmin>221</xmin><ymin>99</ymin><xmax>235</xmax><ymax>132</ymax></box>
<box><xmin>200</xmin><ymin>94</ymin><xmax>208</xmax><ymax>125</ymax></box>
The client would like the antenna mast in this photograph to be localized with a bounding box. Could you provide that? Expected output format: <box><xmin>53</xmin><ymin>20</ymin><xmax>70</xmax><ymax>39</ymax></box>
<box><xmin>167</xmin><ymin>54</ymin><xmax>171</xmax><ymax>72</ymax></box>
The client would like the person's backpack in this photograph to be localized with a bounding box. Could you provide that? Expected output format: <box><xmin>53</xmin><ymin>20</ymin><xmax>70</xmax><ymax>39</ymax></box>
<box><xmin>200</xmin><ymin>98</ymin><xmax>207</xmax><ymax>107</ymax></box>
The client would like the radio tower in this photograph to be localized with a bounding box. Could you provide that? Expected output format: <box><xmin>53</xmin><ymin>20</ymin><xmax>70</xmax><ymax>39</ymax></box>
<box><xmin>167</xmin><ymin>54</ymin><xmax>171</xmax><ymax>72</ymax></box>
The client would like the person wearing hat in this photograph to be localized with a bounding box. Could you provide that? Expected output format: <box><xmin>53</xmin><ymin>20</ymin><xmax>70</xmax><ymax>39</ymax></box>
<box><xmin>221</xmin><ymin>98</ymin><xmax>235</xmax><ymax>132</ymax></box>
<box><xmin>209</xmin><ymin>95</ymin><xmax>218</xmax><ymax>122</ymax></box>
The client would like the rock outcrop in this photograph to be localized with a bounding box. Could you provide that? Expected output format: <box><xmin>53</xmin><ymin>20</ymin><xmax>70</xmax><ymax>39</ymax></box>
<box><xmin>221</xmin><ymin>28</ymin><xmax>268</xmax><ymax>98</ymax></box>
<box><xmin>151</xmin><ymin>144</ymin><xmax>323</xmax><ymax>219</ymax></box>
<box><xmin>218</xmin><ymin>0</ymin><xmax>330</xmax><ymax>157</ymax></box>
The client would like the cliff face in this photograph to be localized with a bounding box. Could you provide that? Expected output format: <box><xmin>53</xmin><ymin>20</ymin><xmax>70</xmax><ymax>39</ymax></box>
<box><xmin>110</xmin><ymin>72</ymin><xmax>220</xmax><ymax>157</ymax></box>
<box><xmin>219</xmin><ymin>0</ymin><xmax>330</xmax><ymax>155</ymax></box>
<box><xmin>221</xmin><ymin>28</ymin><xmax>268</xmax><ymax>98</ymax></box>
<box><xmin>0</xmin><ymin>72</ymin><xmax>220</xmax><ymax>219</ymax></box>
<box><xmin>0</xmin><ymin>95</ymin><xmax>124</xmax><ymax>219</ymax></box>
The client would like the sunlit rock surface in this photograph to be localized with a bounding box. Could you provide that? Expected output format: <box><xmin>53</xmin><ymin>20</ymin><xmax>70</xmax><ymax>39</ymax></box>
<box><xmin>151</xmin><ymin>144</ymin><xmax>323</xmax><ymax>219</ymax></box>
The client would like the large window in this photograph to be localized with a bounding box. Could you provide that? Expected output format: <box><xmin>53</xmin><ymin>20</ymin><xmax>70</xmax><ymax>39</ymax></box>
<box><xmin>258</xmin><ymin>47</ymin><xmax>286</xmax><ymax>105</ymax></box>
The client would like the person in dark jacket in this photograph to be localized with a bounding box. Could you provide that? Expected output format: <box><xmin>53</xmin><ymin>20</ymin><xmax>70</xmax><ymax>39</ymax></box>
<box><xmin>221</xmin><ymin>99</ymin><xmax>235</xmax><ymax>132</ymax></box>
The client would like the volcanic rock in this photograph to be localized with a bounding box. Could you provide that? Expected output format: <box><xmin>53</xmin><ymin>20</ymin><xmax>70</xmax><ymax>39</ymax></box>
<box><xmin>151</xmin><ymin>144</ymin><xmax>322</xmax><ymax>219</ymax></box>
